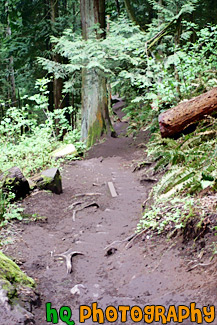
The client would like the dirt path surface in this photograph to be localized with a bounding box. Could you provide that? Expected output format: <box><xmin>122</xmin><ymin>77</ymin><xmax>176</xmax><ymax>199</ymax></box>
<box><xmin>2</xmin><ymin>113</ymin><xmax>217</xmax><ymax>324</ymax></box>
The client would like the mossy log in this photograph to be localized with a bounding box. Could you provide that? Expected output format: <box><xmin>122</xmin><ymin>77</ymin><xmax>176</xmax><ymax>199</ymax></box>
<box><xmin>158</xmin><ymin>88</ymin><xmax>217</xmax><ymax>138</ymax></box>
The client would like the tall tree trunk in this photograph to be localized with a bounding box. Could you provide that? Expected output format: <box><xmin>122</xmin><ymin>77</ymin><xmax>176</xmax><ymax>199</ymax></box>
<box><xmin>115</xmin><ymin>0</ymin><xmax>121</xmax><ymax>16</ymax></box>
<box><xmin>190</xmin><ymin>12</ymin><xmax>196</xmax><ymax>43</ymax></box>
<box><xmin>124</xmin><ymin>0</ymin><xmax>140</xmax><ymax>26</ymax></box>
<box><xmin>80</xmin><ymin>0</ymin><xmax>113</xmax><ymax>146</ymax></box>
<box><xmin>45</xmin><ymin>0</ymin><xmax>54</xmax><ymax>112</ymax></box>
<box><xmin>158</xmin><ymin>0</ymin><xmax>163</xmax><ymax>25</ymax></box>
<box><xmin>5</xmin><ymin>1</ymin><xmax>17</xmax><ymax>106</ymax></box>
<box><xmin>50</xmin><ymin>0</ymin><xmax>66</xmax><ymax>139</ymax></box>
<box><xmin>174</xmin><ymin>14</ymin><xmax>182</xmax><ymax>100</ymax></box>
<box><xmin>147</xmin><ymin>3</ymin><xmax>154</xmax><ymax>25</ymax></box>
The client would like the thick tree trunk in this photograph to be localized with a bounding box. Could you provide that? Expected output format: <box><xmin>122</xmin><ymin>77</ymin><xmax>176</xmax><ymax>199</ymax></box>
<box><xmin>158</xmin><ymin>88</ymin><xmax>217</xmax><ymax>138</ymax></box>
<box><xmin>80</xmin><ymin>0</ymin><xmax>113</xmax><ymax>146</ymax></box>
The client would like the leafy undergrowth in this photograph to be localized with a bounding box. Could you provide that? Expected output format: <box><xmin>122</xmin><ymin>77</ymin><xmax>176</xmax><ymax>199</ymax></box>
<box><xmin>137</xmin><ymin>196</ymin><xmax>216</xmax><ymax>241</ymax></box>
<box><xmin>0</xmin><ymin>106</ymin><xmax>85</xmax><ymax>228</ymax></box>
<box><xmin>137</xmin><ymin>117</ymin><xmax>217</xmax><ymax>244</ymax></box>
<box><xmin>0</xmin><ymin>109</ymin><xmax>85</xmax><ymax>176</ymax></box>
<box><xmin>1</xmin><ymin>127</ymin><xmax>58</xmax><ymax>176</ymax></box>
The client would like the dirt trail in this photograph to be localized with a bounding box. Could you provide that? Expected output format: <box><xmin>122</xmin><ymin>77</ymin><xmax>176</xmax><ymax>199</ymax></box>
<box><xmin>2</xmin><ymin>113</ymin><xmax>217</xmax><ymax>324</ymax></box>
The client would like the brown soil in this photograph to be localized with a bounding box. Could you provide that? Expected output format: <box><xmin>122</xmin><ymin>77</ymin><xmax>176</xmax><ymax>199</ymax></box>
<box><xmin>1</xmin><ymin>111</ymin><xmax>216</xmax><ymax>324</ymax></box>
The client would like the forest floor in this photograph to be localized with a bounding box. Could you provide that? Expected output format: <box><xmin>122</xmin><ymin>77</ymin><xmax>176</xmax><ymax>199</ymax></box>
<box><xmin>1</xmin><ymin>106</ymin><xmax>217</xmax><ymax>324</ymax></box>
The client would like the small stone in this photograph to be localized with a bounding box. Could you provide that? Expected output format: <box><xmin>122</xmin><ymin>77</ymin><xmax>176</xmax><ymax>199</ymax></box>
<box><xmin>70</xmin><ymin>284</ymin><xmax>85</xmax><ymax>296</ymax></box>
<box><xmin>35</xmin><ymin>168</ymin><xmax>62</xmax><ymax>194</ymax></box>
<box><xmin>105</xmin><ymin>248</ymin><xmax>117</xmax><ymax>256</ymax></box>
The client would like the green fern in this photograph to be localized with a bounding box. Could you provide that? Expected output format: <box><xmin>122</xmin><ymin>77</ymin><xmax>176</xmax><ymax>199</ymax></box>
<box><xmin>146</xmin><ymin>117</ymin><xmax>217</xmax><ymax>198</ymax></box>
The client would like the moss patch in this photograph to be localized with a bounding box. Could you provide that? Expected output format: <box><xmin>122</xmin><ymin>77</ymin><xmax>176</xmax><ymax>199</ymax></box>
<box><xmin>87</xmin><ymin>118</ymin><xmax>104</xmax><ymax>148</ymax></box>
<box><xmin>0</xmin><ymin>251</ymin><xmax>35</xmax><ymax>290</ymax></box>
<box><xmin>5</xmin><ymin>177</ymin><xmax>16</xmax><ymax>186</ymax></box>
<box><xmin>41</xmin><ymin>175</ymin><xmax>53</xmax><ymax>185</ymax></box>
<box><xmin>35</xmin><ymin>168</ymin><xmax>62</xmax><ymax>194</ymax></box>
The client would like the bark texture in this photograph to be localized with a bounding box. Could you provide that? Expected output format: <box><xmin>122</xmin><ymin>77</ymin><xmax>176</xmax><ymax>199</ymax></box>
<box><xmin>80</xmin><ymin>0</ymin><xmax>112</xmax><ymax>146</ymax></box>
<box><xmin>50</xmin><ymin>0</ymin><xmax>67</xmax><ymax>139</ymax></box>
<box><xmin>158</xmin><ymin>88</ymin><xmax>217</xmax><ymax>138</ymax></box>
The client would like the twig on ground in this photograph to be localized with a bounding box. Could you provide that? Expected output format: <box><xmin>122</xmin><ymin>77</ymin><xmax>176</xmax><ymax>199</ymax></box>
<box><xmin>93</xmin><ymin>183</ymin><xmax>104</xmax><ymax>187</ymax></box>
<box><xmin>133</xmin><ymin>161</ymin><xmax>152</xmax><ymax>172</ymax></box>
<box><xmin>142</xmin><ymin>189</ymin><xmax>153</xmax><ymax>210</ymax></box>
<box><xmin>104</xmin><ymin>228</ymin><xmax>151</xmax><ymax>251</ymax></box>
<box><xmin>72</xmin><ymin>202</ymin><xmax>99</xmax><ymax>222</ymax></box>
<box><xmin>187</xmin><ymin>262</ymin><xmax>214</xmax><ymax>272</ymax></box>
<box><xmin>72</xmin><ymin>193</ymin><xmax>102</xmax><ymax>199</ymax></box>
<box><xmin>140</xmin><ymin>177</ymin><xmax>158</xmax><ymax>183</ymax></box>
<box><xmin>68</xmin><ymin>201</ymin><xmax>83</xmax><ymax>210</ymax></box>
<box><xmin>125</xmin><ymin>228</ymin><xmax>150</xmax><ymax>249</ymax></box>
<box><xmin>72</xmin><ymin>210</ymin><xmax>77</xmax><ymax>222</ymax></box>
<box><xmin>104</xmin><ymin>233</ymin><xmax>136</xmax><ymax>251</ymax></box>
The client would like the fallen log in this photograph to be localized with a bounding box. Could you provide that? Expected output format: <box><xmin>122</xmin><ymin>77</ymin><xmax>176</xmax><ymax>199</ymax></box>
<box><xmin>158</xmin><ymin>88</ymin><xmax>217</xmax><ymax>138</ymax></box>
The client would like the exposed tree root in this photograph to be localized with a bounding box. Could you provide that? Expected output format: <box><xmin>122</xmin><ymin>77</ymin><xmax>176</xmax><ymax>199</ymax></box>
<box><xmin>54</xmin><ymin>249</ymin><xmax>84</xmax><ymax>274</ymax></box>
